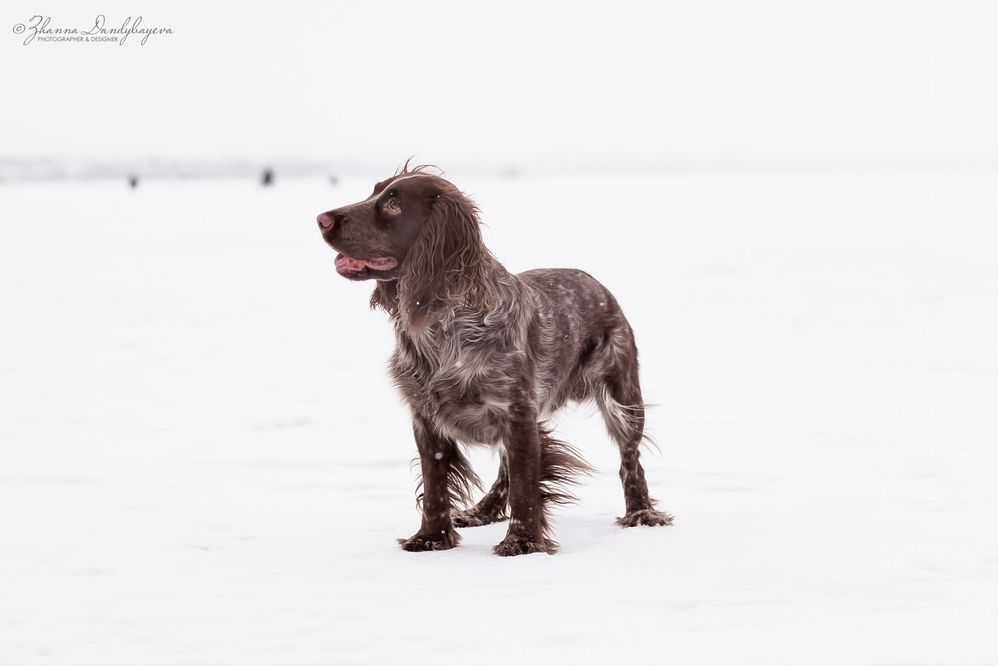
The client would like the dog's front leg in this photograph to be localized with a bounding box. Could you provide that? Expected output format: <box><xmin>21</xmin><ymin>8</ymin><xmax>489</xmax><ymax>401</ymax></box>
<box><xmin>493</xmin><ymin>403</ymin><xmax>551</xmax><ymax>556</ymax></box>
<box><xmin>398</xmin><ymin>417</ymin><xmax>464</xmax><ymax>552</ymax></box>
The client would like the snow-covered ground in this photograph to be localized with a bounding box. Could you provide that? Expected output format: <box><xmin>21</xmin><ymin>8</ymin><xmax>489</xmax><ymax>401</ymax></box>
<box><xmin>2</xmin><ymin>169</ymin><xmax>996</xmax><ymax>664</ymax></box>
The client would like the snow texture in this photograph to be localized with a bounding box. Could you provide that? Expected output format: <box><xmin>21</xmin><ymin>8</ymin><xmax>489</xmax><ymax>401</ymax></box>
<box><xmin>1</xmin><ymin>170</ymin><xmax>997</xmax><ymax>664</ymax></box>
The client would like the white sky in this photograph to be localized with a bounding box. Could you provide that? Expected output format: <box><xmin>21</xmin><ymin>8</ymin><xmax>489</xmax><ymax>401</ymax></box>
<box><xmin>2</xmin><ymin>0</ymin><xmax>997</xmax><ymax>170</ymax></box>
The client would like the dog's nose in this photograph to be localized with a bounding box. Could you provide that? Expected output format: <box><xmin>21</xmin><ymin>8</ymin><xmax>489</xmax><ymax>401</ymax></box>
<box><xmin>317</xmin><ymin>212</ymin><xmax>335</xmax><ymax>230</ymax></box>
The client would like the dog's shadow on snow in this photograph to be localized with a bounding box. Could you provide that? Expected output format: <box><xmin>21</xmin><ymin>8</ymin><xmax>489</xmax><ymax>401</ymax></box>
<box><xmin>424</xmin><ymin>511</ymin><xmax>645</xmax><ymax>558</ymax></box>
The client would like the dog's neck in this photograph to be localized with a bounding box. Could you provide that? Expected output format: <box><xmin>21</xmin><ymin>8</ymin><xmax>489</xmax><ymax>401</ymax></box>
<box><xmin>372</xmin><ymin>255</ymin><xmax>510</xmax><ymax>339</ymax></box>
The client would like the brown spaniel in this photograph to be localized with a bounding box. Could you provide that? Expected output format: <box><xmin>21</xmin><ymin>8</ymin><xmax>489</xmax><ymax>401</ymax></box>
<box><xmin>317</xmin><ymin>165</ymin><xmax>671</xmax><ymax>556</ymax></box>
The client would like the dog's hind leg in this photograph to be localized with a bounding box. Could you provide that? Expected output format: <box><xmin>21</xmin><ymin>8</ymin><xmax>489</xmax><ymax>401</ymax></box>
<box><xmin>452</xmin><ymin>451</ymin><xmax>509</xmax><ymax>527</ymax></box>
<box><xmin>595</xmin><ymin>327</ymin><xmax>673</xmax><ymax>528</ymax></box>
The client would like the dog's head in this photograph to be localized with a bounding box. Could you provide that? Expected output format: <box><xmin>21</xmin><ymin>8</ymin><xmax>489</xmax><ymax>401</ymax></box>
<box><xmin>318</xmin><ymin>167</ymin><xmax>495</xmax><ymax>334</ymax></box>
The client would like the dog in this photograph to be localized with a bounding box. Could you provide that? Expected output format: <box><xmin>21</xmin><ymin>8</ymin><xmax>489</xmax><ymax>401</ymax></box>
<box><xmin>317</xmin><ymin>165</ymin><xmax>671</xmax><ymax>555</ymax></box>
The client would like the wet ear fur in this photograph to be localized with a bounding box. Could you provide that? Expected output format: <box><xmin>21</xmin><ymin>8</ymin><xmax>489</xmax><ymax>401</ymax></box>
<box><xmin>386</xmin><ymin>190</ymin><xmax>496</xmax><ymax>336</ymax></box>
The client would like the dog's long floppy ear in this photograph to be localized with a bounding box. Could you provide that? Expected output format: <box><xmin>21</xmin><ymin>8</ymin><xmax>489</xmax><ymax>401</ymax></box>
<box><xmin>397</xmin><ymin>190</ymin><xmax>495</xmax><ymax>336</ymax></box>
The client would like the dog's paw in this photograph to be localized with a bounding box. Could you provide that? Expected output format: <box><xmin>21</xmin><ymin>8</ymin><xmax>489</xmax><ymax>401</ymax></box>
<box><xmin>616</xmin><ymin>508</ymin><xmax>674</xmax><ymax>527</ymax></box>
<box><xmin>397</xmin><ymin>530</ymin><xmax>459</xmax><ymax>552</ymax></box>
<box><xmin>492</xmin><ymin>536</ymin><xmax>552</xmax><ymax>557</ymax></box>
<box><xmin>451</xmin><ymin>507</ymin><xmax>508</xmax><ymax>528</ymax></box>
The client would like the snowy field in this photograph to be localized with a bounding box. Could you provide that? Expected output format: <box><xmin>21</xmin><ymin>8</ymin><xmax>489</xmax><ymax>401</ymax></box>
<box><xmin>2</xmin><ymin>169</ymin><xmax>997</xmax><ymax>665</ymax></box>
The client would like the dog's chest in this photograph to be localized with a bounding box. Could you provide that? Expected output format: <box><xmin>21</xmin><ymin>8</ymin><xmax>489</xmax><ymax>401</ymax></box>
<box><xmin>390</xmin><ymin>325</ymin><xmax>517</xmax><ymax>444</ymax></box>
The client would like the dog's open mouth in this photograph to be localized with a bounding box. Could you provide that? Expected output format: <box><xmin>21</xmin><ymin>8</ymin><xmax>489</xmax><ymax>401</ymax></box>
<box><xmin>334</xmin><ymin>253</ymin><xmax>398</xmax><ymax>278</ymax></box>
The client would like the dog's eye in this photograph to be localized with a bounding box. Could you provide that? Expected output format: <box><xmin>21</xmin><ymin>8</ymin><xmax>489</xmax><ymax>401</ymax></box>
<box><xmin>385</xmin><ymin>196</ymin><xmax>401</xmax><ymax>214</ymax></box>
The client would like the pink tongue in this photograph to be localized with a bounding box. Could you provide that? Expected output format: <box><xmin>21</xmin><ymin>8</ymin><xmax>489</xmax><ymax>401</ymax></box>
<box><xmin>335</xmin><ymin>254</ymin><xmax>397</xmax><ymax>272</ymax></box>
